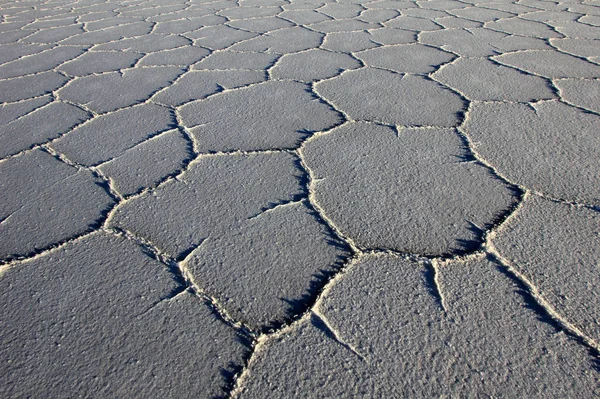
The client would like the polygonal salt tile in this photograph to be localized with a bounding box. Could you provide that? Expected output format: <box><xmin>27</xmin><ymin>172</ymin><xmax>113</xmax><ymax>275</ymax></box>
<box><xmin>0</xmin><ymin>96</ymin><xmax>52</xmax><ymax>126</ymax></box>
<box><xmin>364</xmin><ymin>0</ymin><xmax>417</xmax><ymax>9</ymax></box>
<box><xmin>302</xmin><ymin>123</ymin><xmax>515</xmax><ymax>254</ymax></box>
<box><xmin>0</xmin><ymin>9</ymin><xmax>28</xmax><ymax>20</ymax></box>
<box><xmin>186</xmin><ymin>201</ymin><xmax>350</xmax><ymax>330</ymax></box>
<box><xmin>403</xmin><ymin>8</ymin><xmax>448</xmax><ymax>18</ymax></box>
<box><xmin>239</xmin><ymin>255</ymin><xmax>599</xmax><ymax>397</ymax></box>
<box><xmin>0</xmin><ymin>21</ymin><xmax>31</xmax><ymax>33</ymax></box>
<box><xmin>152</xmin><ymin>15</ymin><xmax>227</xmax><ymax>34</ymax></box>
<box><xmin>367</xmin><ymin>28</ymin><xmax>416</xmax><ymax>44</ymax></box>
<box><xmin>0</xmin><ymin>150</ymin><xmax>115</xmax><ymax>261</ymax></box>
<box><xmin>554</xmin><ymin>21</ymin><xmax>600</xmax><ymax>39</ymax></box>
<box><xmin>278</xmin><ymin>9</ymin><xmax>332</xmax><ymax>24</ymax></box>
<box><xmin>150</xmin><ymin>9</ymin><xmax>219</xmax><ymax>21</ymax></box>
<box><xmin>486</xmin><ymin>17</ymin><xmax>562</xmax><ymax>38</ymax></box>
<box><xmin>136</xmin><ymin>46</ymin><xmax>210</xmax><ymax>66</ymax></box>
<box><xmin>308</xmin><ymin>19</ymin><xmax>379</xmax><ymax>32</ymax></box>
<box><xmin>435</xmin><ymin>15</ymin><xmax>482</xmax><ymax>28</ymax></box>
<box><xmin>60</xmin><ymin>21</ymin><xmax>152</xmax><ymax>45</ymax></box>
<box><xmin>75</xmin><ymin>11</ymin><xmax>117</xmax><ymax>23</ymax></box>
<box><xmin>358</xmin><ymin>8</ymin><xmax>399</xmax><ymax>23</ymax></box>
<box><xmin>282</xmin><ymin>3</ymin><xmax>321</xmax><ymax>10</ymax></box>
<box><xmin>228</xmin><ymin>27</ymin><xmax>324</xmax><ymax>53</ymax></box>
<box><xmin>240</xmin><ymin>0</ymin><xmax>287</xmax><ymax>6</ymax></box>
<box><xmin>489</xmin><ymin>34</ymin><xmax>553</xmax><ymax>53</ymax></box>
<box><xmin>227</xmin><ymin>16</ymin><xmax>294</xmax><ymax>33</ymax></box>
<box><xmin>0</xmin><ymin>102</ymin><xmax>90</xmax><ymax>157</ymax></box>
<box><xmin>149</xmin><ymin>7</ymin><xmax>204</xmax><ymax>19</ymax></box>
<box><xmin>420</xmin><ymin>27</ymin><xmax>550</xmax><ymax>57</ymax></box>
<box><xmin>92</xmin><ymin>34</ymin><xmax>191</xmax><ymax>52</ymax></box>
<box><xmin>433</xmin><ymin>58</ymin><xmax>555</xmax><ymax>101</ymax></box>
<box><xmin>194</xmin><ymin>0</ymin><xmax>237</xmax><ymax>10</ymax></box>
<box><xmin>98</xmin><ymin>129</ymin><xmax>193</xmax><ymax>197</ymax></box>
<box><xmin>449</xmin><ymin>6</ymin><xmax>515</xmax><ymax>22</ymax></box>
<box><xmin>419</xmin><ymin>28</ymin><xmax>502</xmax><ymax>57</ymax></box>
<box><xmin>189</xmin><ymin>25</ymin><xmax>259</xmax><ymax>50</ymax></box>
<box><xmin>510</xmin><ymin>0</ymin><xmax>571</xmax><ymax>11</ymax></box>
<box><xmin>417</xmin><ymin>0</ymin><xmax>467</xmax><ymax>10</ymax></box>
<box><xmin>551</xmin><ymin>38</ymin><xmax>600</xmax><ymax>59</ymax></box>
<box><xmin>0</xmin><ymin>45</ymin><xmax>86</xmax><ymax>79</ymax></box>
<box><xmin>315</xmin><ymin>68</ymin><xmax>466</xmax><ymax>127</ymax></box>
<box><xmin>23</xmin><ymin>16</ymin><xmax>77</xmax><ymax>29</ymax></box>
<box><xmin>58</xmin><ymin>51</ymin><xmax>142</xmax><ymax>76</ymax></box>
<box><xmin>153</xmin><ymin>70</ymin><xmax>266</xmax><ymax>106</ymax></box>
<box><xmin>580</xmin><ymin>15</ymin><xmax>600</xmax><ymax>26</ymax></box>
<box><xmin>494</xmin><ymin>50</ymin><xmax>600</xmax><ymax>78</ymax></box>
<box><xmin>234</xmin><ymin>0</ymin><xmax>277</xmax><ymax>6</ymax></box>
<box><xmin>21</xmin><ymin>24</ymin><xmax>84</xmax><ymax>43</ymax></box>
<box><xmin>386</xmin><ymin>15</ymin><xmax>442</xmax><ymax>30</ymax></box>
<box><xmin>51</xmin><ymin>103</ymin><xmax>176</xmax><ymax>166</ymax></box>
<box><xmin>0</xmin><ymin>43</ymin><xmax>50</xmax><ymax>64</ymax></box>
<box><xmin>82</xmin><ymin>16</ymin><xmax>141</xmax><ymax>30</ymax></box>
<box><xmin>193</xmin><ymin>51</ymin><xmax>279</xmax><ymax>70</ymax></box>
<box><xmin>0</xmin><ymin>30</ymin><xmax>30</xmax><ymax>44</ymax></box>
<box><xmin>57</xmin><ymin>67</ymin><xmax>184</xmax><ymax>113</ymax></box>
<box><xmin>319</xmin><ymin>3</ymin><xmax>363</xmax><ymax>18</ymax></box>
<box><xmin>463</xmin><ymin>101</ymin><xmax>600</xmax><ymax>204</ymax></box>
<box><xmin>356</xmin><ymin>44</ymin><xmax>454</xmax><ymax>73</ymax></box>
<box><xmin>489</xmin><ymin>1</ymin><xmax>553</xmax><ymax>12</ymax></box>
<box><xmin>110</xmin><ymin>152</ymin><xmax>305</xmax><ymax>259</ymax></box>
<box><xmin>179</xmin><ymin>80</ymin><xmax>342</xmax><ymax>152</ymax></box>
<box><xmin>0</xmin><ymin>71</ymin><xmax>68</xmax><ymax>103</ymax></box>
<box><xmin>555</xmin><ymin>78</ymin><xmax>600</xmax><ymax>113</ymax></box>
<box><xmin>119</xmin><ymin>4</ymin><xmax>186</xmax><ymax>17</ymax></box>
<box><xmin>521</xmin><ymin>10</ymin><xmax>583</xmax><ymax>22</ymax></box>
<box><xmin>567</xmin><ymin>4</ymin><xmax>600</xmax><ymax>15</ymax></box>
<box><xmin>270</xmin><ymin>49</ymin><xmax>361</xmax><ymax>82</ymax></box>
<box><xmin>0</xmin><ymin>233</ymin><xmax>250</xmax><ymax>398</ymax></box>
<box><xmin>218</xmin><ymin>5</ymin><xmax>282</xmax><ymax>19</ymax></box>
<box><xmin>493</xmin><ymin>195</ymin><xmax>600</xmax><ymax>343</ymax></box>
<box><xmin>320</xmin><ymin>31</ymin><xmax>379</xmax><ymax>52</ymax></box>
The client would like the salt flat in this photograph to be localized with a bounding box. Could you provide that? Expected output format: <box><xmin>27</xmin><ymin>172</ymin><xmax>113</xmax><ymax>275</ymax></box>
<box><xmin>0</xmin><ymin>0</ymin><xmax>599</xmax><ymax>397</ymax></box>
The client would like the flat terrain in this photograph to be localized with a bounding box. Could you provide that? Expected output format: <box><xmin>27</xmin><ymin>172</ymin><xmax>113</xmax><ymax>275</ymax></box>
<box><xmin>1</xmin><ymin>0</ymin><xmax>600</xmax><ymax>397</ymax></box>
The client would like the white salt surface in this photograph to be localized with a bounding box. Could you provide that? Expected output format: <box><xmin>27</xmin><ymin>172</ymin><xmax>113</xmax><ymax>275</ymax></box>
<box><xmin>0</xmin><ymin>0</ymin><xmax>599</xmax><ymax>397</ymax></box>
